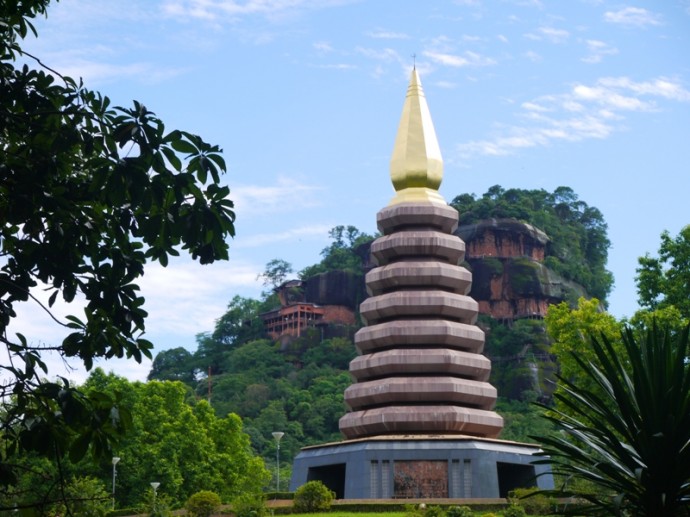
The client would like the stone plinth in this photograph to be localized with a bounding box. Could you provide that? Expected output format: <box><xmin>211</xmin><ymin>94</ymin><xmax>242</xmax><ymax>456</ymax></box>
<box><xmin>290</xmin><ymin>435</ymin><xmax>555</xmax><ymax>499</ymax></box>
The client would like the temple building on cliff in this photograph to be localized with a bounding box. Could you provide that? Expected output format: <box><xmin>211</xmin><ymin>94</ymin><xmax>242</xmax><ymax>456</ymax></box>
<box><xmin>290</xmin><ymin>69</ymin><xmax>554</xmax><ymax>499</ymax></box>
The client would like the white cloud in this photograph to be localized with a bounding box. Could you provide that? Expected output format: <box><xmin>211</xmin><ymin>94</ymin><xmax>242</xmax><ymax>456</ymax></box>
<box><xmin>367</xmin><ymin>29</ymin><xmax>409</xmax><ymax>40</ymax></box>
<box><xmin>581</xmin><ymin>39</ymin><xmax>618</xmax><ymax>64</ymax></box>
<box><xmin>137</xmin><ymin>259</ymin><xmax>259</xmax><ymax>337</ymax></box>
<box><xmin>436</xmin><ymin>80</ymin><xmax>458</xmax><ymax>89</ymax></box>
<box><xmin>522</xmin><ymin>101</ymin><xmax>550</xmax><ymax>112</ymax></box>
<box><xmin>237</xmin><ymin>224</ymin><xmax>333</xmax><ymax>248</ymax></box>
<box><xmin>53</xmin><ymin>59</ymin><xmax>189</xmax><ymax>86</ymax></box>
<box><xmin>456</xmin><ymin>76</ymin><xmax>690</xmax><ymax>159</ymax></box>
<box><xmin>525</xmin><ymin>26</ymin><xmax>569</xmax><ymax>43</ymax></box>
<box><xmin>356</xmin><ymin>47</ymin><xmax>401</xmax><ymax>63</ymax></box>
<box><xmin>231</xmin><ymin>176</ymin><xmax>325</xmax><ymax>216</ymax></box>
<box><xmin>457</xmin><ymin>114</ymin><xmax>613</xmax><ymax>158</ymax></box>
<box><xmin>315</xmin><ymin>63</ymin><xmax>357</xmax><ymax>70</ymax></box>
<box><xmin>572</xmin><ymin>84</ymin><xmax>653</xmax><ymax>111</ymax></box>
<box><xmin>562</xmin><ymin>99</ymin><xmax>585</xmax><ymax>112</ymax></box>
<box><xmin>598</xmin><ymin>77</ymin><xmax>690</xmax><ymax>102</ymax></box>
<box><xmin>423</xmin><ymin>50</ymin><xmax>495</xmax><ymax>68</ymax></box>
<box><xmin>5</xmin><ymin>255</ymin><xmax>261</xmax><ymax>384</ymax></box>
<box><xmin>25</xmin><ymin>36</ymin><xmax>189</xmax><ymax>87</ymax></box>
<box><xmin>45</xmin><ymin>0</ymin><xmax>155</xmax><ymax>27</ymax></box>
<box><xmin>162</xmin><ymin>0</ymin><xmax>356</xmax><ymax>22</ymax></box>
<box><xmin>497</xmin><ymin>34</ymin><xmax>509</xmax><ymax>43</ymax></box>
<box><xmin>604</xmin><ymin>6</ymin><xmax>662</xmax><ymax>27</ymax></box>
<box><xmin>313</xmin><ymin>41</ymin><xmax>333</xmax><ymax>53</ymax></box>
<box><xmin>523</xmin><ymin>50</ymin><xmax>542</xmax><ymax>62</ymax></box>
<box><xmin>424</xmin><ymin>51</ymin><xmax>469</xmax><ymax>67</ymax></box>
<box><xmin>540</xmin><ymin>26</ymin><xmax>569</xmax><ymax>42</ymax></box>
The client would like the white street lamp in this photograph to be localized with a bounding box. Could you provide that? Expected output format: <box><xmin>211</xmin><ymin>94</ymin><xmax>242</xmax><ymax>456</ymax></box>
<box><xmin>111</xmin><ymin>457</ymin><xmax>121</xmax><ymax>510</ymax></box>
<box><xmin>272</xmin><ymin>432</ymin><xmax>284</xmax><ymax>492</ymax></box>
<box><xmin>151</xmin><ymin>482</ymin><xmax>160</xmax><ymax>510</ymax></box>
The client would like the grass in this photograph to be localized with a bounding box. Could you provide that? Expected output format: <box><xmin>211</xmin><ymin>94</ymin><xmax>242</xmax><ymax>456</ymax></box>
<box><xmin>287</xmin><ymin>514</ymin><xmax>408</xmax><ymax>517</ymax></box>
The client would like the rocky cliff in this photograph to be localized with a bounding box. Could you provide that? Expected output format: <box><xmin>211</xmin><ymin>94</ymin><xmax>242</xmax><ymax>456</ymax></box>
<box><xmin>456</xmin><ymin>218</ymin><xmax>587</xmax><ymax>321</ymax></box>
<box><xmin>455</xmin><ymin>218</ymin><xmax>588</xmax><ymax>401</ymax></box>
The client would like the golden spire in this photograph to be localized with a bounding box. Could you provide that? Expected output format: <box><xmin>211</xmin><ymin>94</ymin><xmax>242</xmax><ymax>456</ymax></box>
<box><xmin>389</xmin><ymin>68</ymin><xmax>445</xmax><ymax>205</ymax></box>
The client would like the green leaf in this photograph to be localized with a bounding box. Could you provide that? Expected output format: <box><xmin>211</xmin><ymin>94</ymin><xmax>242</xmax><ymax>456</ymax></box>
<box><xmin>69</xmin><ymin>431</ymin><xmax>92</xmax><ymax>463</ymax></box>
<box><xmin>48</xmin><ymin>289</ymin><xmax>58</xmax><ymax>307</ymax></box>
<box><xmin>161</xmin><ymin>145</ymin><xmax>182</xmax><ymax>171</ymax></box>
<box><xmin>170</xmin><ymin>138</ymin><xmax>198</xmax><ymax>154</ymax></box>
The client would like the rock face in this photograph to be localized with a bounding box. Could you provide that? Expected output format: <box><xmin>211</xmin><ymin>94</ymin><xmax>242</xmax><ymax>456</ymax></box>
<box><xmin>260</xmin><ymin>271</ymin><xmax>363</xmax><ymax>341</ymax></box>
<box><xmin>339</xmin><ymin>203</ymin><xmax>504</xmax><ymax>439</ymax></box>
<box><xmin>456</xmin><ymin>218</ymin><xmax>586</xmax><ymax>320</ymax></box>
<box><xmin>303</xmin><ymin>270</ymin><xmax>365</xmax><ymax>308</ymax></box>
<box><xmin>453</xmin><ymin>218</ymin><xmax>589</xmax><ymax>401</ymax></box>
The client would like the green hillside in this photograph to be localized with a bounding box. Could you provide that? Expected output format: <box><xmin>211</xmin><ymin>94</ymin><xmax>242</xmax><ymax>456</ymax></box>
<box><xmin>148</xmin><ymin>186</ymin><xmax>612</xmax><ymax>482</ymax></box>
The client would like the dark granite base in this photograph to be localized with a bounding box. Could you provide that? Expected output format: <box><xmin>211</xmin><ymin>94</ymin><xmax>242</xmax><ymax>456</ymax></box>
<box><xmin>289</xmin><ymin>435</ymin><xmax>554</xmax><ymax>499</ymax></box>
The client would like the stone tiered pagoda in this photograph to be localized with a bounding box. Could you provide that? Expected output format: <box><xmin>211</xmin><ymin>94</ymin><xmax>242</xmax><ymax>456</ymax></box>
<box><xmin>339</xmin><ymin>70</ymin><xmax>502</xmax><ymax>440</ymax></box>
<box><xmin>290</xmin><ymin>69</ymin><xmax>553</xmax><ymax>500</ymax></box>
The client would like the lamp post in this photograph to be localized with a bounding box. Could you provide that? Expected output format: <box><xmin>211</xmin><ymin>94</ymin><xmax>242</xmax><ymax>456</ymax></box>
<box><xmin>111</xmin><ymin>457</ymin><xmax>121</xmax><ymax>510</ymax></box>
<box><xmin>271</xmin><ymin>431</ymin><xmax>284</xmax><ymax>492</ymax></box>
<box><xmin>151</xmin><ymin>482</ymin><xmax>160</xmax><ymax>512</ymax></box>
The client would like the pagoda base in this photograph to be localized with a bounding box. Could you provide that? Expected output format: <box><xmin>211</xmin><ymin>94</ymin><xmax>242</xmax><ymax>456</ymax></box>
<box><xmin>289</xmin><ymin>435</ymin><xmax>554</xmax><ymax>499</ymax></box>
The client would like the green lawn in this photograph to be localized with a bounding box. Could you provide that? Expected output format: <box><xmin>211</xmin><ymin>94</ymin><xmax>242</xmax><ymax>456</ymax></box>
<box><xmin>289</xmin><ymin>513</ymin><xmax>408</xmax><ymax>517</ymax></box>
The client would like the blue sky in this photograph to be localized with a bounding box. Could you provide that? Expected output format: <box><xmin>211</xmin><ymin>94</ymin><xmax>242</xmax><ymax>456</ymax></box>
<box><xmin>13</xmin><ymin>0</ymin><xmax>690</xmax><ymax>381</ymax></box>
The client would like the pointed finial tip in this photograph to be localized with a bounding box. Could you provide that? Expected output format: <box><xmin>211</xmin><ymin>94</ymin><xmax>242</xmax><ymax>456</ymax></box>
<box><xmin>389</xmin><ymin>66</ymin><xmax>445</xmax><ymax>206</ymax></box>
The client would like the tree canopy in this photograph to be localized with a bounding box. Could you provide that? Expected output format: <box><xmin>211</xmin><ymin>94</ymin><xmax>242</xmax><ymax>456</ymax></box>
<box><xmin>0</xmin><ymin>370</ymin><xmax>270</xmax><ymax>511</ymax></box>
<box><xmin>636</xmin><ymin>225</ymin><xmax>690</xmax><ymax>320</ymax></box>
<box><xmin>1</xmin><ymin>0</ymin><xmax>235</xmax><ymax>494</ymax></box>
<box><xmin>451</xmin><ymin>185</ymin><xmax>613</xmax><ymax>302</ymax></box>
<box><xmin>545</xmin><ymin>297</ymin><xmax>623</xmax><ymax>414</ymax></box>
<box><xmin>258</xmin><ymin>259</ymin><xmax>294</xmax><ymax>290</ymax></box>
<box><xmin>83</xmin><ymin>371</ymin><xmax>270</xmax><ymax>507</ymax></box>
<box><xmin>299</xmin><ymin>225</ymin><xmax>374</xmax><ymax>279</ymax></box>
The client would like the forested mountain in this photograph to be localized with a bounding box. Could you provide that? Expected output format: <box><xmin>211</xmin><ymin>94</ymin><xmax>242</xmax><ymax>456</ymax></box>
<box><xmin>148</xmin><ymin>185</ymin><xmax>613</xmax><ymax>479</ymax></box>
<box><xmin>451</xmin><ymin>185</ymin><xmax>612</xmax><ymax>301</ymax></box>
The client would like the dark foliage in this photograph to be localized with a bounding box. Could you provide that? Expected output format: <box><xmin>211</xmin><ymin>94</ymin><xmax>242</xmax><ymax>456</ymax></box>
<box><xmin>535</xmin><ymin>323</ymin><xmax>690</xmax><ymax>516</ymax></box>
<box><xmin>636</xmin><ymin>225</ymin><xmax>690</xmax><ymax>319</ymax></box>
<box><xmin>1</xmin><ymin>0</ymin><xmax>235</xmax><ymax>505</ymax></box>
<box><xmin>451</xmin><ymin>185</ymin><xmax>612</xmax><ymax>301</ymax></box>
<box><xmin>483</xmin><ymin>317</ymin><xmax>557</xmax><ymax>402</ymax></box>
<box><xmin>299</xmin><ymin>225</ymin><xmax>375</xmax><ymax>278</ymax></box>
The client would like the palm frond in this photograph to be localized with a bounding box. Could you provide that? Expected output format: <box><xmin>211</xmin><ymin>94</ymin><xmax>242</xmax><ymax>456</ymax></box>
<box><xmin>534</xmin><ymin>322</ymin><xmax>690</xmax><ymax>516</ymax></box>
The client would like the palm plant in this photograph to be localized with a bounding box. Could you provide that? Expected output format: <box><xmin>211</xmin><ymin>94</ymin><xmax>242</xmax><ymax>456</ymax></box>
<box><xmin>535</xmin><ymin>323</ymin><xmax>690</xmax><ymax>516</ymax></box>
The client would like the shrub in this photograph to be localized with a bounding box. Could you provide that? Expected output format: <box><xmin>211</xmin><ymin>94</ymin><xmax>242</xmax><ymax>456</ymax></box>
<box><xmin>185</xmin><ymin>490</ymin><xmax>222</xmax><ymax>517</ymax></box>
<box><xmin>142</xmin><ymin>486</ymin><xmax>173</xmax><ymax>517</ymax></box>
<box><xmin>293</xmin><ymin>481</ymin><xmax>334</xmax><ymax>512</ymax></box>
<box><xmin>232</xmin><ymin>493</ymin><xmax>267</xmax><ymax>517</ymax></box>
<box><xmin>404</xmin><ymin>503</ymin><xmax>423</xmax><ymax>517</ymax></box>
<box><xmin>405</xmin><ymin>504</ymin><xmax>449</xmax><ymax>517</ymax></box>
<box><xmin>424</xmin><ymin>505</ymin><xmax>446</xmax><ymax>517</ymax></box>
<box><xmin>507</xmin><ymin>487</ymin><xmax>553</xmax><ymax>515</ymax></box>
<box><xmin>264</xmin><ymin>491</ymin><xmax>294</xmax><ymax>500</ymax></box>
<box><xmin>501</xmin><ymin>505</ymin><xmax>527</xmax><ymax>517</ymax></box>
<box><xmin>50</xmin><ymin>476</ymin><xmax>110</xmax><ymax>517</ymax></box>
<box><xmin>447</xmin><ymin>506</ymin><xmax>474</xmax><ymax>517</ymax></box>
<box><xmin>109</xmin><ymin>509</ymin><xmax>139</xmax><ymax>517</ymax></box>
<box><xmin>149</xmin><ymin>499</ymin><xmax>173</xmax><ymax>517</ymax></box>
